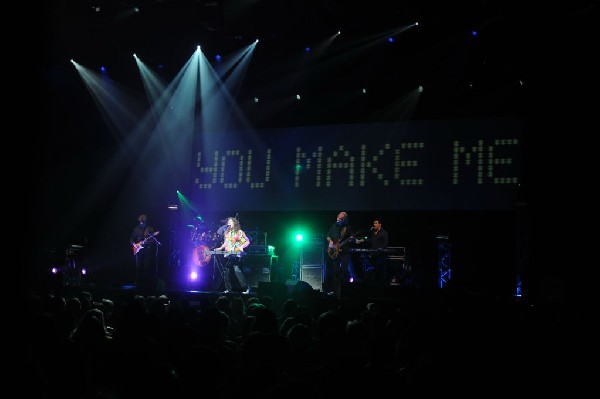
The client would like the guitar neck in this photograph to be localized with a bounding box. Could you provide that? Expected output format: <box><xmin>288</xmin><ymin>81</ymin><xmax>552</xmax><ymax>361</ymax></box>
<box><xmin>339</xmin><ymin>235</ymin><xmax>354</xmax><ymax>246</ymax></box>
<box><xmin>142</xmin><ymin>231</ymin><xmax>159</xmax><ymax>243</ymax></box>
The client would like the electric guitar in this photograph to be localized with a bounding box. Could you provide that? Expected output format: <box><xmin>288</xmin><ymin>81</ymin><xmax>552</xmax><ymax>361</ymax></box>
<box><xmin>327</xmin><ymin>235</ymin><xmax>356</xmax><ymax>259</ymax></box>
<box><xmin>132</xmin><ymin>231</ymin><xmax>160</xmax><ymax>255</ymax></box>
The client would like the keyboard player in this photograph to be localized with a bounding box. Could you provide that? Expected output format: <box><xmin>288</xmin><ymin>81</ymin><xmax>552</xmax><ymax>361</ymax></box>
<box><xmin>355</xmin><ymin>218</ymin><xmax>389</xmax><ymax>284</ymax></box>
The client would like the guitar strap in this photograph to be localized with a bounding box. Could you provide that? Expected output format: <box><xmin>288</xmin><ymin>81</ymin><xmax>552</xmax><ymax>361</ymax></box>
<box><xmin>340</xmin><ymin>227</ymin><xmax>347</xmax><ymax>240</ymax></box>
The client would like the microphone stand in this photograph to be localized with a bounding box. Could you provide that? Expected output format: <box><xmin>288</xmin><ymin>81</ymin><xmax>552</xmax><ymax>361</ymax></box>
<box><xmin>147</xmin><ymin>233</ymin><xmax>161</xmax><ymax>285</ymax></box>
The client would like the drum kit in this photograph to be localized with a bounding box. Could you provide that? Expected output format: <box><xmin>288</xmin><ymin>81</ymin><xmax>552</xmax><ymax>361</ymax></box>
<box><xmin>187</xmin><ymin>218</ymin><xmax>229</xmax><ymax>267</ymax></box>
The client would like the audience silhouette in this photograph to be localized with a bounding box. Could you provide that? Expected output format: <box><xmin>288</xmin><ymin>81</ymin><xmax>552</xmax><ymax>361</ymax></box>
<box><xmin>23</xmin><ymin>282</ymin><xmax>565</xmax><ymax>398</ymax></box>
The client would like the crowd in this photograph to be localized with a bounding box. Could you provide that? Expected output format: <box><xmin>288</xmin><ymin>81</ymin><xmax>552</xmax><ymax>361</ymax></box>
<box><xmin>23</xmin><ymin>281</ymin><xmax>566</xmax><ymax>398</ymax></box>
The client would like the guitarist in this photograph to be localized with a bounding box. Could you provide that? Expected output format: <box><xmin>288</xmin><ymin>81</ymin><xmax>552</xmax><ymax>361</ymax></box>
<box><xmin>129</xmin><ymin>214</ymin><xmax>158</xmax><ymax>293</ymax></box>
<box><xmin>325</xmin><ymin>211</ymin><xmax>357</xmax><ymax>297</ymax></box>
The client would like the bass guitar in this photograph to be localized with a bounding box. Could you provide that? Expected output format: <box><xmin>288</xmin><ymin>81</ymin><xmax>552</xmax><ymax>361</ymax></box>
<box><xmin>327</xmin><ymin>235</ymin><xmax>356</xmax><ymax>259</ymax></box>
<box><xmin>132</xmin><ymin>231</ymin><xmax>160</xmax><ymax>255</ymax></box>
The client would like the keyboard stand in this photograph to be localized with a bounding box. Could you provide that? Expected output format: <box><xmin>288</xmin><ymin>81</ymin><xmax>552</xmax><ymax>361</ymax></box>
<box><xmin>206</xmin><ymin>250</ymin><xmax>248</xmax><ymax>292</ymax></box>
<box><xmin>212</xmin><ymin>255</ymin><xmax>226</xmax><ymax>291</ymax></box>
<box><xmin>212</xmin><ymin>254</ymin><xmax>239</xmax><ymax>291</ymax></box>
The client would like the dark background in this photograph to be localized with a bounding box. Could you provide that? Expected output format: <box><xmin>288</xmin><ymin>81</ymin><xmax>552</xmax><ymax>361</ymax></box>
<box><xmin>22</xmin><ymin>0</ymin><xmax>593</xmax><ymax>302</ymax></box>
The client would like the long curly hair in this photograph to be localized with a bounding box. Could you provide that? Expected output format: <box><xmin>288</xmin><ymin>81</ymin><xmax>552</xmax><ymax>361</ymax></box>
<box><xmin>227</xmin><ymin>217</ymin><xmax>241</xmax><ymax>232</ymax></box>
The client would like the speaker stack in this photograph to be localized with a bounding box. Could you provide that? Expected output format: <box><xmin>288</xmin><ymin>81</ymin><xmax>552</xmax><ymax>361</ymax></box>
<box><xmin>300</xmin><ymin>235</ymin><xmax>325</xmax><ymax>291</ymax></box>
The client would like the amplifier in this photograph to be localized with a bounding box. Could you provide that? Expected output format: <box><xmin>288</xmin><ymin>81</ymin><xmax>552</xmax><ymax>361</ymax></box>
<box><xmin>300</xmin><ymin>264</ymin><xmax>323</xmax><ymax>291</ymax></box>
<box><xmin>242</xmin><ymin>254</ymin><xmax>273</xmax><ymax>288</ymax></box>
<box><xmin>245</xmin><ymin>231</ymin><xmax>268</xmax><ymax>246</ymax></box>
<box><xmin>387</xmin><ymin>246</ymin><xmax>406</xmax><ymax>257</ymax></box>
<box><xmin>301</xmin><ymin>244</ymin><xmax>324</xmax><ymax>265</ymax></box>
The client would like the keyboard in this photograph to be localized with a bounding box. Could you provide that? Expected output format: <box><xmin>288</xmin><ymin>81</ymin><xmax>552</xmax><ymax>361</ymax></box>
<box><xmin>349</xmin><ymin>247</ymin><xmax>405</xmax><ymax>256</ymax></box>
<box><xmin>204</xmin><ymin>250</ymin><xmax>247</xmax><ymax>256</ymax></box>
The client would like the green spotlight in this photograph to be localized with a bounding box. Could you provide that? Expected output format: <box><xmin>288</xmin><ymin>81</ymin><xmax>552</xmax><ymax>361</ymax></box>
<box><xmin>295</xmin><ymin>233</ymin><xmax>304</xmax><ymax>242</ymax></box>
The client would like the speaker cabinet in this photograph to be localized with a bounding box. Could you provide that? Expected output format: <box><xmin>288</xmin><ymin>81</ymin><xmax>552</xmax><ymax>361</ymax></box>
<box><xmin>300</xmin><ymin>265</ymin><xmax>323</xmax><ymax>291</ymax></box>
<box><xmin>301</xmin><ymin>244</ymin><xmax>324</xmax><ymax>266</ymax></box>
<box><xmin>242</xmin><ymin>254</ymin><xmax>273</xmax><ymax>288</ymax></box>
<box><xmin>385</xmin><ymin>256</ymin><xmax>407</xmax><ymax>285</ymax></box>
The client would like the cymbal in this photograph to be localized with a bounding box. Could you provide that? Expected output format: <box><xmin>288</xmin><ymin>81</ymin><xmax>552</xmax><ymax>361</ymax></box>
<box><xmin>186</xmin><ymin>224</ymin><xmax>196</xmax><ymax>228</ymax></box>
<box><xmin>70</xmin><ymin>244</ymin><xmax>84</xmax><ymax>249</ymax></box>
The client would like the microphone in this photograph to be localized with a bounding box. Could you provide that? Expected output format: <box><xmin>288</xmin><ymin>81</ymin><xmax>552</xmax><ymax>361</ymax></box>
<box><xmin>370</xmin><ymin>227</ymin><xmax>374</xmax><ymax>230</ymax></box>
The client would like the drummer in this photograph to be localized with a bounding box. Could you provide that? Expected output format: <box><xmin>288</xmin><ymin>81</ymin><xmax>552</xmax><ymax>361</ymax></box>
<box><xmin>188</xmin><ymin>216</ymin><xmax>206</xmax><ymax>243</ymax></box>
<box><xmin>215</xmin><ymin>222</ymin><xmax>228</xmax><ymax>245</ymax></box>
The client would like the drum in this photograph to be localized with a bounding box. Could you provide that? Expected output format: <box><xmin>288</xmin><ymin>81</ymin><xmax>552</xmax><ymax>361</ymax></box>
<box><xmin>200</xmin><ymin>230</ymin><xmax>213</xmax><ymax>243</ymax></box>
<box><xmin>188</xmin><ymin>224</ymin><xmax>200</xmax><ymax>242</ymax></box>
<box><xmin>192</xmin><ymin>244</ymin><xmax>211</xmax><ymax>267</ymax></box>
<box><xmin>189</xmin><ymin>221</ymin><xmax>208</xmax><ymax>243</ymax></box>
